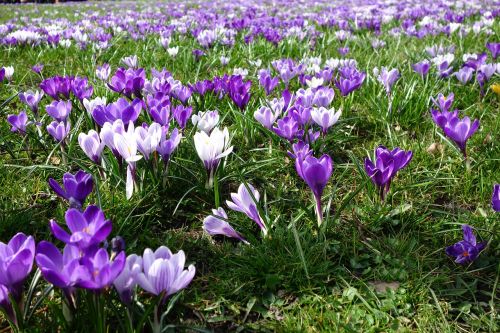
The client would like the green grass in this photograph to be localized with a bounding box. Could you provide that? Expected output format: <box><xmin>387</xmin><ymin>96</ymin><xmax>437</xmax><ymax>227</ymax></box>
<box><xmin>0</xmin><ymin>2</ymin><xmax>499</xmax><ymax>332</ymax></box>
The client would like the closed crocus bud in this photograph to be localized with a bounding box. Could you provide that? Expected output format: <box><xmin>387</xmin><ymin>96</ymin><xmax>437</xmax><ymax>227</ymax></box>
<box><xmin>47</xmin><ymin>121</ymin><xmax>70</xmax><ymax>143</ymax></box>
<box><xmin>96</xmin><ymin>63</ymin><xmax>111</xmax><ymax>81</ymax></box>
<box><xmin>226</xmin><ymin>184</ymin><xmax>267</xmax><ymax>235</ymax></box>
<box><xmin>78</xmin><ymin>130</ymin><xmax>104</xmax><ymax>164</ymax></box>
<box><xmin>254</xmin><ymin>106</ymin><xmax>280</xmax><ymax>129</ymax></box>
<box><xmin>412</xmin><ymin>60</ymin><xmax>430</xmax><ymax>77</ymax></box>
<box><xmin>203</xmin><ymin>207</ymin><xmax>248</xmax><ymax>243</ymax></box>
<box><xmin>492</xmin><ymin>184</ymin><xmax>500</xmax><ymax>212</ymax></box>
<box><xmin>113</xmin><ymin>254</ymin><xmax>142</xmax><ymax>304</ymax></box>
<box><xmin>111</xmin><ymin>236</ymin><xmax>126</xmax><ymax>254</ymax></box>
<box><xmin>19</xmin><ymin>90</ymin><xmax>44</xmax><ymax>115</ymax></box>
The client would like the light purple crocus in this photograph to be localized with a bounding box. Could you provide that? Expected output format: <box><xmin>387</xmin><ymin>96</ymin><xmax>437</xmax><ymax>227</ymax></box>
<box><xmin>295</xmin><ymin>154</ymin><xmax>333</xmax><ymax>226</ymax></box>
<box><xmin>47</xmin><ymin>121</ymin><xmax>70</xmax><ymax>143</ymax></box>
<box><xmin>226</xmin><ymin>183</ymin><xmax>267</xmax><ymax>235</ymax></box>
<box><xmin>203</xmin><ymin>207</ymin><xmax>248</xmax><ymax>243</ymax></box>
<box><xmin>78</xmin><ymin>130</ymin><xmax>105</xmax><ymax>164</ymax></box>
<box><xmin>191</xmin><ymin>110</ymin><xmax>219</xmax><ymax>133</ymax></box>
<box><xmin>7</xmin><ymin>111</ymin><xmax>28</xmax><ymax>134</ymax></box>
<box><xmin>134</xmin><ymin>122</ymin><xmax>162</xmax><ymax>160</ymax></box>
<box><xmin>454</xmin><ymin>67</ymin><xmax>474</xmax><ymax>84</ymax></box>
<box><xmin>0</xmin><ymin>233</ymin><xmax>35</xmax><ymax>299</ymax></box>
<box><xmin>48</xmin><ymin>170</ymin><xmax>93</xmax><ymax>209</ymax></box>
<box><xmin>374</xmin><ymin>67</ymin><xmax>400</xmax><ymax>95</ymax></box>
<box><xmin>19</xmin><ymin>90</ymin><xmax>44</xmax><ymax>116</ymax></box>
<box><xmin>412</xmin><ymin>60</ymin><xmax>430</xmax><ymax>77</ymax></box>
<box><xmin>431</xmin><ymin>93</ymin><xmax>454</xmax><ymax>113</ymax></box>
<box><xmin>364</xmin><ymin>146</ymin><xmax>412</xmax><ymax>201</ymax></box>
<box><xmin>46</xmin><ymin>100</ymin><xmax>72</xmax><ymax>122</ymax></box>
<box><xmin>92</xmin><ymin>97</ymin><xmax>142</xmax><ymax>127</ymax></box>
<box><xmin>113</xmin><ymin>254</ymin><xmax>142</xmax><ymax>304</ymax></box>
<box><xmin>312</xmin><ymin>87</ymin><xmax>335</xmax><ymax>107</ymax></box>
<box><xmin>486</xmin><ymin>42</ymin><xmax>500</xmax><ymax>60</ymax></box>
<box><xmin>96</xmin><ymin>63</ymin><xmax>111</xmax><ymax>81</ymax></box>
<box><xmin>254</xmin><ymin>106</ymin><xmax>281</xmax><ymax>129</ymax></box>
<box><xmin>49</xmin><ymin>205</ymin><xmax>112</xmax><ymax>250</ymax></box>
<box><xmin>134</xmin><ymin>246</ymin><xmax>195</xmax><ymax>301</ymax></box>
<box><xmin>311</xmin><ymin>107</ymin><xmax>341</xmax><ymax>134</ymax></box>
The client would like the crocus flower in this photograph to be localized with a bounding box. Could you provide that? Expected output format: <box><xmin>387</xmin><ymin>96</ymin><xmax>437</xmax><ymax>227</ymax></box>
<box><xmin>0</xmin><ymin>67</ymin><xmax>4</xmax><ymax>81</ymax></box>
<box><xmin>311</xmin><ymin>107</ymin><xmax>341</xmax><ymax>134</ymax></box>
<box><xmin>96</xmin><ymin>63</ymin><xmax>111</xmax><ymax>81</ymax></box>
<box><xmin>0</xmin><ymin>284</ymin><xmax>15</xmax><ymax>325</ymax></box>
<box><xmin>78</xmin><ymin>248</ymin><xmax>125</xmax><ymax>290</ymax></box>
<box><xmin>454</xmin><ymin>67</ymin><xmax>474</xmax><ymax>84</ymax></box>
<box><xmin>194</xmin><ymin>127</ymin><xmax>233</xmax><ymax>187</ymax></box>
<box><xmin>364</xmin><ymin>146</ymin><xmax>412</xmax><ymax>201</ymax></box>
<box><xmin>19</xmin><ymin>90</ymin><xmax>44</xmax><ymax>116</ymax></box>
<box><xmin>295</xmin><ymin>154</ymin><xmax>333</xmax><ymax>226</ymax></box>
<box><xmin>203</xmin><ymin>207</ymin><xmax>248</xmax><ymax>243</ymax></box>
<box><xmin>492</xmin><ymin>184</ymin><xmax>500</xmax><ymax>212</ymax></box>
<box><xmin>78</xmin><ymin>130</ymin><xmax>105</xmax><ymax>164</ymax></box>
<box><xmin>47</xmin><ymin>120</ymin><xmax>70</xmax><ymax>143</ymax></box>
<box><xmin>273</xmin><ymin>116</ymin><xmax>300</xmax><ymax>141</ymax></box>
<box><xmin>412</xmin><ymin>60</ymin><xmax>430</xmax><ymax>77</ymax></box>
<box><xmin>121</xmin><ymin>55</ymin><xmax>138</xmax><ymax>68</ymax></box>
<box><xmin>48</xmin><ymin>170</ymin><xmax>93</xmax><ymax>209</ymax></box>
<box><xmin>258</xmin><ymin>69</ymin><xmax>280</xmax><ymax>95</ymax></box>
<box><xmin>134</xmin><ymin>246</ymin><xmax>195</xmax><ymax>300</ymax></box>
<box><xmin>0</xmin><ymin>233</ymin><xmax>35</xmax><ymax>299</ymax></box>
<box><xmin>113</xmin><ymin>254</ymin><xmax>142</xmax><ymax>304</ymax></box>
<box><xmin>31</xmin><ymin>63</ymin><xmax>43</xmax><ymax>74</ymax></box>
<box><xmin>71</xmin><ymin>77</ymin><xmax>93</xmax><ymax>101</ymax></box>
<box><xmin>134</xmin><ymin>122</ymin><xmax>162</xmax><ymax>160</ymax></box>
<box><xmin>108</xmin><ymin>68</ymin><xmax>145</xmax><ymax>99</ymax></box>
<box><xmin>92</xmin><ymin>97</ymin><xmax>142</xmax><ymax>127</ymax></box>
<box><xmin>191</xmin><ymin>110</ymin><xmax>219</xmax><ymax>133</ymax></box>
<box><xmin>7</xmin><ymin>111</ymin><xmax>28</xmax><ymax>134</ymax></box>
<box><xmin>374</xmin><ymin>67</ymin><xmax>400</xmax><ymax>95</ymax></box>
<box><xmin>40</xmin><ymin>76</ymin><xmax>72</xmax><ymax>100</ymax></box>
<box><xmin>35</xmin><ymin>242</ymin><xmax>87</xmax><ymax>299</ymax></box>
<box><xmin>226</xmin><ymin>183</ymin><xmax>267</xmax><ymax>235</ymax></box>
<box><xmin>486</xmin><ymin>42</ymin><xmax>500</xmax><ymax>60</ymax></box>
<box><xmin>83</xmin><ymin>97</ymin><xmax>107</xmax><ymax>117</ymax></box>
<box><xmin>254</xmin><ymin>106</ymin><xmax>281</xmax><ymax>129</ymax></box>
<box><xmin>3</xmin><ymin>66</ymin><xmax>14</xmax><ymax>80</ymax></box>
<box><xmin>173</xmin><ymin>105</ymin><xmax>193</xmax><ymax>129</ymax></box>
<box><xmin>445</xmin><ymin>224</ymin><xmax>486</xmax><ymax>264</ymax></box>
<box><xmin>46</xmin><ymin>100</ymin><xmax>72</xmax><ymax>122</ymax></box>
<box><xmin>114</xmin><ymin>121</ymin><xmax>143</xmax><ymax>199</ymax></box>
<box><xmin>431</xmin><ymin>93</ymin><xmax>454</xmax><ymax>113</ymax></box>
<box><xmin>312</xmin><ymin>87</ymin><xmax>335</xmax><ymax>107</ymax></box>
<box><xmin>157</xmin><ymin>128</ymin><xmax>182</xmax><ymax>164</ymax></box>
<box><xmin>49</xmin><ymin>205</ymin><xmax>112</xmax><ymax>250</ymax></box>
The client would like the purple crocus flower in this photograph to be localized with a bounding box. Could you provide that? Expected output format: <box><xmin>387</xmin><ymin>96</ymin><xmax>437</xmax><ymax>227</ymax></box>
<box><xmin>431</xmin><ymin>108</ymin><xmax>479</xmax><ymax>157</ymax></box>
<box><xmin>295</xmin><ymin>154</ymin><xmax>333</xmax><ymax>226</ymax></box>
<box><xmin>78</xmin><ymin>130</ymin><xmax>105</xmax><ymax>164</ymax></box>
<box><xmin>258</xmin><ymin>69</ymin><xmax>280</xmax><ymax>96</ymax></box>
<box><xmin>48</xmin><ymin>170</ymin><xmax>93</xmax><ymax>209</ymax></box>
<box><xmin>92</xmin><ymin>98</ymin><xmax>142</xmax><ymax>127</ymax></box>
<box><xmin>412</xmin><ymin>60</ymin><xmax>430</xmax><ymax>77</ymax></box>
<box><xmin>226</xmin><ymin>183</ymin><xmax>267</xmax><ymax>235</ymax></box>
<box><xmin>46</xmin><ymin>100</ymin><xmax>72</xmax><ymax>122</ymax></box>
<box><xmin>40</xmin><ymin>76</ymin><xmax>72</xmax><ymax>100</ymax></box>
<box><xmin>71</xmin><ymin>77</ymin><xmax>93</xmax><ymax>101</ymax></box>
<box><xmin>31</xmin><ymin>63</ymin><xmax>43</xmax><ymax>74</ymax></box>
<box><xmin>0</xmin><ymin>233</ymin><xmax>35</xmax><ymax>299</ymax></box>
<box><xmin>203</xmin><ymin>207</ymin><xmax>248</xmax><ymax>243</ymax></box>
<box><xmin>0</xmin><ymin>67</ymin><xmax>5</xmax><ymax>81</ymax></box>
<box><xmin>78</xmin><ymin>248</ymin><xmax>125</xmax><ymax>290</ymax></box>
<box><xmin>7</xmin><ymin>111</ymin><xmax>28</xmax><ymax>134</ymax></box>
<box><xmin>445</xmin><ymin>225</ymin><xmax>486</xmax><ymax>264</ymax></box>
<box><xmin>113</xmin><ymin>254</ymin><xmax>142</xmax><ymax>304</ymax></box>
<box><xmin>157</xmin><ymin>128</ymin><xmax>182</xmax><ymax>164</ymax></box>
<box><xmin>486</xmin><ymin>42</ymin><xmax>500</xmax><ymax>60</ymax></box>
<box><xmin>431</xmin><ymin>93</ymin><xmax>454</xmax><ymax>113</ymax></box>
<box><xmin>134</xmin><ymin>246</ymin><xmax>195</xmax><ymax>300</ymax></box>
<box><xmin>254</xmin><ymin>106</ymin><xmax>281</xmax><ymax>129</ymax></box>
<box><xmin>228</xmin><ymin>75</ymin><xmax>251</xmax><ymax>111</ymax></box>
<box><xmin>312</xmin><ymin>87</ymin><xmax>335</xmax><ymax>107</ymax></box>
<box><xmin>334</xmin><ymin>70</ymin><xmax>366</xmax><ymax>96</ymax></box>
<box><xmin>108</xmin><ymin>68</ymin><xmax>146</xmax><ymax>99</ymax></box>
<box><xmin>19</xmin><ymin>90</ymin><xmax>44</xmax><ymax>116</ymax></box>
<box><xmin>173</xmin><ymin>105</ymin><xmax>193</xmax><ymax>129</ymax></box>
<box><xmin>364</xmin><ymin>146</ymin><xmax>412</xmax><ymax>201</ymax></box>
<box><xmin>49</xmin><ymin>205</ymin><xmax>112</xmax><ymax>250</ymax></box>
<box><xmin>47</xmin><ymin>121</ymin><xmax>70</xmax><ymax>143</ymax></box>
<box><xmin>273</xmin><ymin>116</ymin><xmax>300</xmax><ymax>141</ymax></box>
<box><xmin>170</xmin><ymin>85</ymin><xmax>192</xmax><ymax>105</ymax></box>
<box><xmin>35</xmin><ymin>241</ymin><xmax>87</xmax><ymax>299</ymax></box>
<box><xmin>492</xmin><ymin>184</ymin><xmax>500</xmax><ymax>212</ymax></box>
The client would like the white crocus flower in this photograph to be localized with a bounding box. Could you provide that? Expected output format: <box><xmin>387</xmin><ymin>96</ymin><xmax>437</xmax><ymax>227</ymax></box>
<box><xmin>167</xmin><ymin>46</ymin><xmax>179</xmax><ymax>57</ymax></box>
<box><xmin>193</xmin><ymin>127</ymin><xmax>233</xmax><ymax>187</ymax></box>
<box><xmin>114</xmin><ymin>121</ymin><xmax>143</xmax><ymax>199</ymax></box>
<box><xmin>311</xmin><ymin>107</ymin><xmax>342</xmax><ymax>133</ymax></box>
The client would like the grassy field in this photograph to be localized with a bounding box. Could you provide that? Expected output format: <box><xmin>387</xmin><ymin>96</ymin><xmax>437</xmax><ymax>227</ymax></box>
<box><xmin>0</xmin><ymin>1</ymin><xmax>499</xmax><ymax>332</ymax></box>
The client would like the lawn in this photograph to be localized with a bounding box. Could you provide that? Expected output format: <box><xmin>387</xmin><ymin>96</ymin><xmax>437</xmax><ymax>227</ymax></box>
<box><xmin>0</xmin><ymin>1</ymin><xmax>499</xmax><ymax>332</ymax></box>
